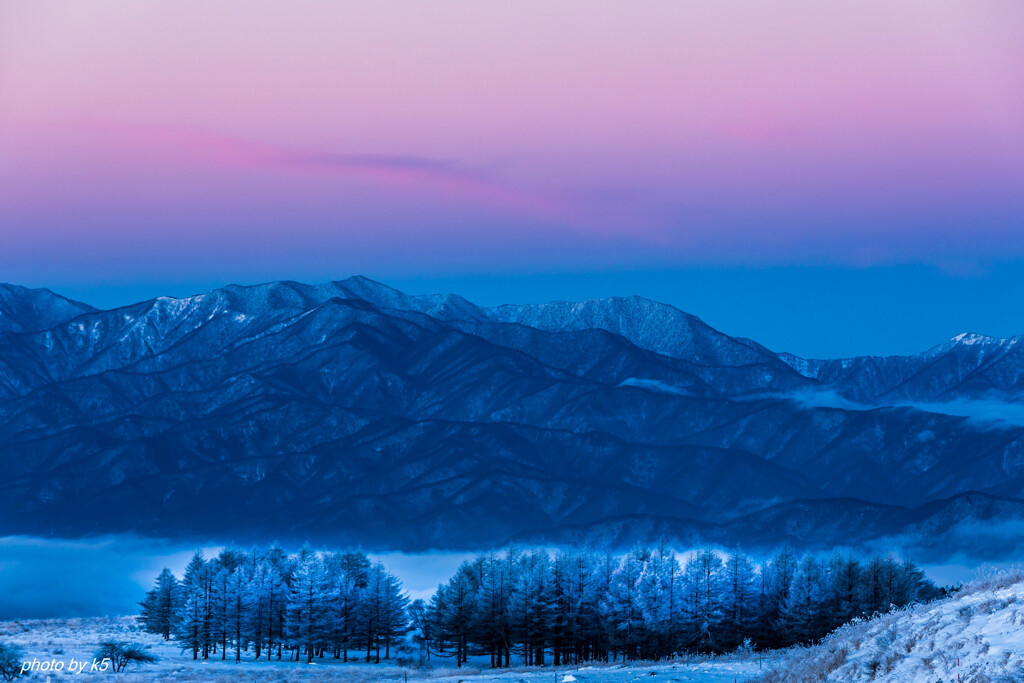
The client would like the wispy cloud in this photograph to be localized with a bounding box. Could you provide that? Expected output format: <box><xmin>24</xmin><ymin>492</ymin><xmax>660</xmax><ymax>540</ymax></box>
<box><xmin>618</xmin><ymin>378</ymin><xmax>691</xmax><ymax>396</ymax></box>
<box><xmin>785</xmin><ymin>389</ymin><xmax>1024</xmax><ymax>428</ymax></box>
<box><xmin>896</xmin><ymin>398</ymin><xmax>1024</xmax><ymax>428</ymax></box>
<box><xmin>614</xmin><ymin>382</ymin><xmax>1024</xmax><ymax>428</ymax></box>
<box><xmin>62</xmin><ymin>120</ymin><xmax>494</xmax><ymax>185</ymax></box>
<box><xmin>15</xmin><ymin>119</ymin><xmax>636</xmax><ymax>233</ymax></box>
<box><xmin>0</xmin><ymin>535</ymin><xmax>482</xmax><ymax>619</ymax></box>
<box><xmin>276</xmin><ymin>151</ymin><xmax>472</xmax><ymax>181</ymax></box>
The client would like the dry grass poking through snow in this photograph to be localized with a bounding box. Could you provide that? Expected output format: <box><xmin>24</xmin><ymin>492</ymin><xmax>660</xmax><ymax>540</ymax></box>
<box><xmin>0</xmin><ymin>615</ymin><xmax>762</xmax><ymax>682</ymax></box>
<box><xmin>754</xmin><ymin>567</ymin><xmax>1024</xmax><ymax>683</ymax></box>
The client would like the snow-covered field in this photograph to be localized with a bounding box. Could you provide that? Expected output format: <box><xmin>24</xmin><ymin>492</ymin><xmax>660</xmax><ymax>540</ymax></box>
<box><xmin>7</xmin><ymin>571</ymin><xmax>1023</xmax><ymax>682</ymax></box>
<box><xmin>754</xmin><ymin>569</ymin><xmax>1024</xmax><ymax>682</ymax></box>
<box><xmin>0</xmin><ymin>617</ymin><xmax>765</xmax><ymax>682</ymax></box>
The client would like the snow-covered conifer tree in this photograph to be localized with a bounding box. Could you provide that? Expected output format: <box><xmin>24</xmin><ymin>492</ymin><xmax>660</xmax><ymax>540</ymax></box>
<box><xmin>513</xmin><ymin>550</ymin><xmax>553</xmax><ymax>666</ymax></box>
<box><xmin>635</xmin><ymin>544</ymin><xmax>680</xmax><ymax>658</ymax></box>
<box><xmin>605</xmin><ymin>548</ymin><xmax>645</xmax><ymax>660</ymax></box>
<box><xmin>720</xmin><ymin>549</ymin><xmax>758</xmax><ymax>649</ymax></box>
<box><xmin>824</xmin><ymin>552</ymin><xmax>861</xmax><ymax>632</ymax></box>
<box><xmin>473</xmin><ymin>552</ymin><xmax>512</xmax><ymax>667</ymax></box>
<box><xmin>779</xmin><ymin>554</ymin><xmax>825</xmax><ymax>644</ymax></box>
<box><xmin>139</xmin><ymin>568</ymin><xmax>180</xmax><ymax>640</ymax></box>
<box><xmin>225</xmin><ymin>559</ymin><xmax>250</xmax><ymax>662</ymax></box>
<box><xmin>757</xmin><ymin>544</ymin><xmax>796</xmax><ymax>648</ymax></box>
<box><xmin>681</xmin><ymin>548</ymin><xmax>725</xmax><ymax>652</ymax></box>
<box><xmin>435</xmin><ymin>562</ymin><xmax>478</xmax><ymax>666</ymax></box>
<box><xmin>286</xmin><ymin>548</ymin><xmax>326</xmax><ymax>663</ymax></box>
<box><xmin>379</xmin><ymin>566</ymin><xmax>410</xmax><ymax>661</ymax></box>
<box><xmin>174</xmin><ymin>552</ymin><xmax>209</xmax><ymax>660</ymax></box>
<box><xmin>336</xmin><ymin>551</ymin><xmax>370</xmax><ymax>661</ymax></box>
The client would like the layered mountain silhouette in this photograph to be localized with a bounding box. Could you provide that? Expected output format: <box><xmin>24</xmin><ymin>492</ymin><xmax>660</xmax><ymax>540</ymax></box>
<box><xmin>1</xmin><ymin>278</ymin><xmax>1022</xmax><ymax>558</ymax></box>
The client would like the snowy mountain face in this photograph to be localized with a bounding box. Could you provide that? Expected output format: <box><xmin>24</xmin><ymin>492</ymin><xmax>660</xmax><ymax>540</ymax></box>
<box><xmin>1</xmin><ymin>277</ymin><xmax>1023</xmax><ymax>554</ymax></box>
<box><xmin>782</xmin><ymin>333</ymin><xmax>1024</xmax><ymax>402</ymax></box>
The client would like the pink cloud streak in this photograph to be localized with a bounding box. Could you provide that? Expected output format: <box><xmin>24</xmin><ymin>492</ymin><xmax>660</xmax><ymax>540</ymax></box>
<box><xmin>10</xmin><ymin>119</ymin><xmax>653</xmax><ymax>237</ymax></box>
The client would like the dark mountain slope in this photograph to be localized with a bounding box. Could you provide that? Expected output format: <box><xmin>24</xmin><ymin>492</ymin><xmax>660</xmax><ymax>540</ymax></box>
<box><xmin>0</xmin><ymin>284</ymin><xmax>95</xmax><ymax>335</ymax></box>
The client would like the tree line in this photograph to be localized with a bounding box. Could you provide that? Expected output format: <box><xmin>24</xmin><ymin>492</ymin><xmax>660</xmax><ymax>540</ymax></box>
<box><xmin>139</xmin><ymin>546</ymin><xmax>408</xmax><ymax>664</ymax></box>
<box><xmin>140</xmin><ymin>544</ymin><xmax>939</xmax><ymax>667</ymax></box>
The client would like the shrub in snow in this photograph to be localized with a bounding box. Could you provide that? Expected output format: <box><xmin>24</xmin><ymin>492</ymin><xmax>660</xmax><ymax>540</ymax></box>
<box><xmin>0</xmin><ymin>642</ymin><xmax>24</xmax><ymax>681</ymax></box>
<box><xmin>873</xmin><ymin>623</ymin><xmax>899</xmax><ymax>651</ymax></box>
<box><xmin>734</xmin><ymin>637</ymin><xmax>756</xmax><ymax>659</ymax></box>
<box><xmin>93</xmin><ymin>640</ymin><xmax>157</xmax><ymax>673</ymax></box>
<box><xmin>958</xmin><ymin>566</ymin><xmax>1024</xmax><ymax>597</ymax></box>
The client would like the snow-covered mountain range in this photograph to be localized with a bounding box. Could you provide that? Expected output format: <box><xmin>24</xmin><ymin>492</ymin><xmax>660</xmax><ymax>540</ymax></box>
<box><xmin>1</xmin><ymin>277</ymin><xmax>1023</xmax><ymax>555</ymax></box>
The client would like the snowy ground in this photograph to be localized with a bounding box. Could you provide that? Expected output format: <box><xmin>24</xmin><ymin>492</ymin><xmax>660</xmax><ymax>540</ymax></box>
<box><xmin>753</xmin><ymin>569</ymin><xmax>1024</xmax><ymax>682</ymax></box>
<box><xmin>0</xmin><ymin>617</ymin><xmax>765</xmax><ymax>682</ymax></box>
<box><xmin>10</xmin><ymin>572</ymin><xmax>1022</xmax><ymax>682</ymax></box>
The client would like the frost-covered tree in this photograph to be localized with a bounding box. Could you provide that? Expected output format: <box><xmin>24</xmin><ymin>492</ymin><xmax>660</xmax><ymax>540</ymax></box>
<box><xmin>211</xmin><ymin>549</ymin><xmax>246</xmax><ymax>661</ymax></box>
<box><xmin>355</xmin><ymin>561</ymin><xmax>404</xmax><ymax>663</ymax></box>
<box><xmin>635</xmin><ymin>545</ymin><xmax>680</xmax><ymax>658</ymax></box>
<box><xmin>511</xmin><ymin>550</ymin><xmax>553</xmax><ymax>666</ymax></box>
<box><xmin>472</xmin><ymin>552</ymin><xmax>513</xmax><ymax>667</ymax></box>
<box><xmin>824</xmin><ymin>552</ymin><xmax>861</xmax><ymax>632</ymax></box>
<box><xmin>860</xmin><ymin>554</ymin><xmax>895</xmax><ymax>615</ymax></box>
<box><xmin>211</xmin><ymin>563</ymin><xmax>232</xmax><ymax>660</ymax></box>
<box><xmin>379</xmin><ymin>566</ymin><xmax>410</xmax><ymax>661</ymax></box>
<box><xmin>139</xmin><ymin>568</ymin><xmax>180</xmax><ymax>640</ymax></box>
<box><xmin>757</xmin><ymin>544</ymin><xmax>796</xmax><ymax>648</ymax></box>
<box><xmin>779</xmin><ymin>554</ymin><xmax>825</xmax><ymax>644</ymax></box>
<box><xmin>432</xmin><ymin>561</ymin><xmax>478</xmax><ymax>666</ymax></box>
<box><xmin>720</xmin><ymin>549</ymin><xmax>758</xmax><ymax>649</ymax></box>
<box><xmin>287</xmin><ymin>548</ymin><xmax>326</xmax><ymax>663</ymax></box>
<box><xmin>144</xmin><ymin>542</ymin><xmax>942</xmax><ymax>666</ymax></box>
<box><xmin>245</xmin><ymin>550</ymin><xmax>288</xmax><ymax>660</ymax></box>
<box><xmin>409</xmin><ymin>598</ymin><xmax>432</xmax><ymax>663</ymax></box>
<box><xmin>605</xmin><ymin>548</ymin><xmax>645</xmax><ymax>660</ymax></box>
<box><xmin>267</xmin><ymin>544</ymin><xmax>293</xmax><ymax>660</ymax></box>
<box><xmin>226</xmin><ymin>559</ymin><xmax>250</xmax><ymax>662</ymax></box>
<box><xmin>559</xmin><ymin>549</ymin><xmax>607</xmax><ymax>664</ymax></box>
<box><xmin>174</xmin><ymin>552</ymin><xmax>210</xmax><ymax>660</ymax></box>
<box><xmin>681</xmin><ymin>548</ymin><xmax>725</xmax><ymax>653</ymax></box>
<box><xmin>592</xmin><ymin>550</ymin><xmax>619</xmax><ymax>661</ymax></box>
<box><xmin>334</xmin><ymin>551</ymin><xmax>370</xmax><ymax>661</ymax></box>
<box><xmin>175</xmin><ymin>591</ymin><xmax>205</xmax><ymax>661</ymax></box>
<box><xmin>898</xmin><ymin>557</ymin><xmax>938</xmax><ymax>604</ymax></box>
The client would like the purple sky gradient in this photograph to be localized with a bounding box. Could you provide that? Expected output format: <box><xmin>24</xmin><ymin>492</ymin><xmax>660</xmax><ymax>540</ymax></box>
<box><xmin>1</xmin><ymin>2</ymin><xmax>1023</xmax><ymax>355</ymax></box>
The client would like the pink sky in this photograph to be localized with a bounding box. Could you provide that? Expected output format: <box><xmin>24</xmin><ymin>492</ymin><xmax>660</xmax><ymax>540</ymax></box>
<box><xmin>1</xmin><ymin>0</ymin><xmax>1023</xmax><ymax>286</ymax></box>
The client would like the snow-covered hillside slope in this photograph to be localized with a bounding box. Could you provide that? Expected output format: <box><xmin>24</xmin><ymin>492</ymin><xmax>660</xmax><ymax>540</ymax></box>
<box><xmin>757</xmin><ymin>569</ymin><xmax>1024</xmax><ymax>682</ymax></box>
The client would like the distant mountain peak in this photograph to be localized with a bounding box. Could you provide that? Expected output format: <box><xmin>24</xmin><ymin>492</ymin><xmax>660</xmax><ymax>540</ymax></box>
<box><xmin>0</xmin><ymin>283</ymin><xmax>96</xmax><ymax>334</ymax></box>
<box><xmin>949</xmin><ymin>332</ymin><xmax>1016</xmax><ymax>347</ymax></box>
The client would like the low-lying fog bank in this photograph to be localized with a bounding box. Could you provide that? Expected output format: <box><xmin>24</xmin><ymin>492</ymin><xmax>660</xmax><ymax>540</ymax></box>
<box><xmin>0</xmin><ymin>536</ymin><xmax>476</xmax><ymax>619</ymax></box>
